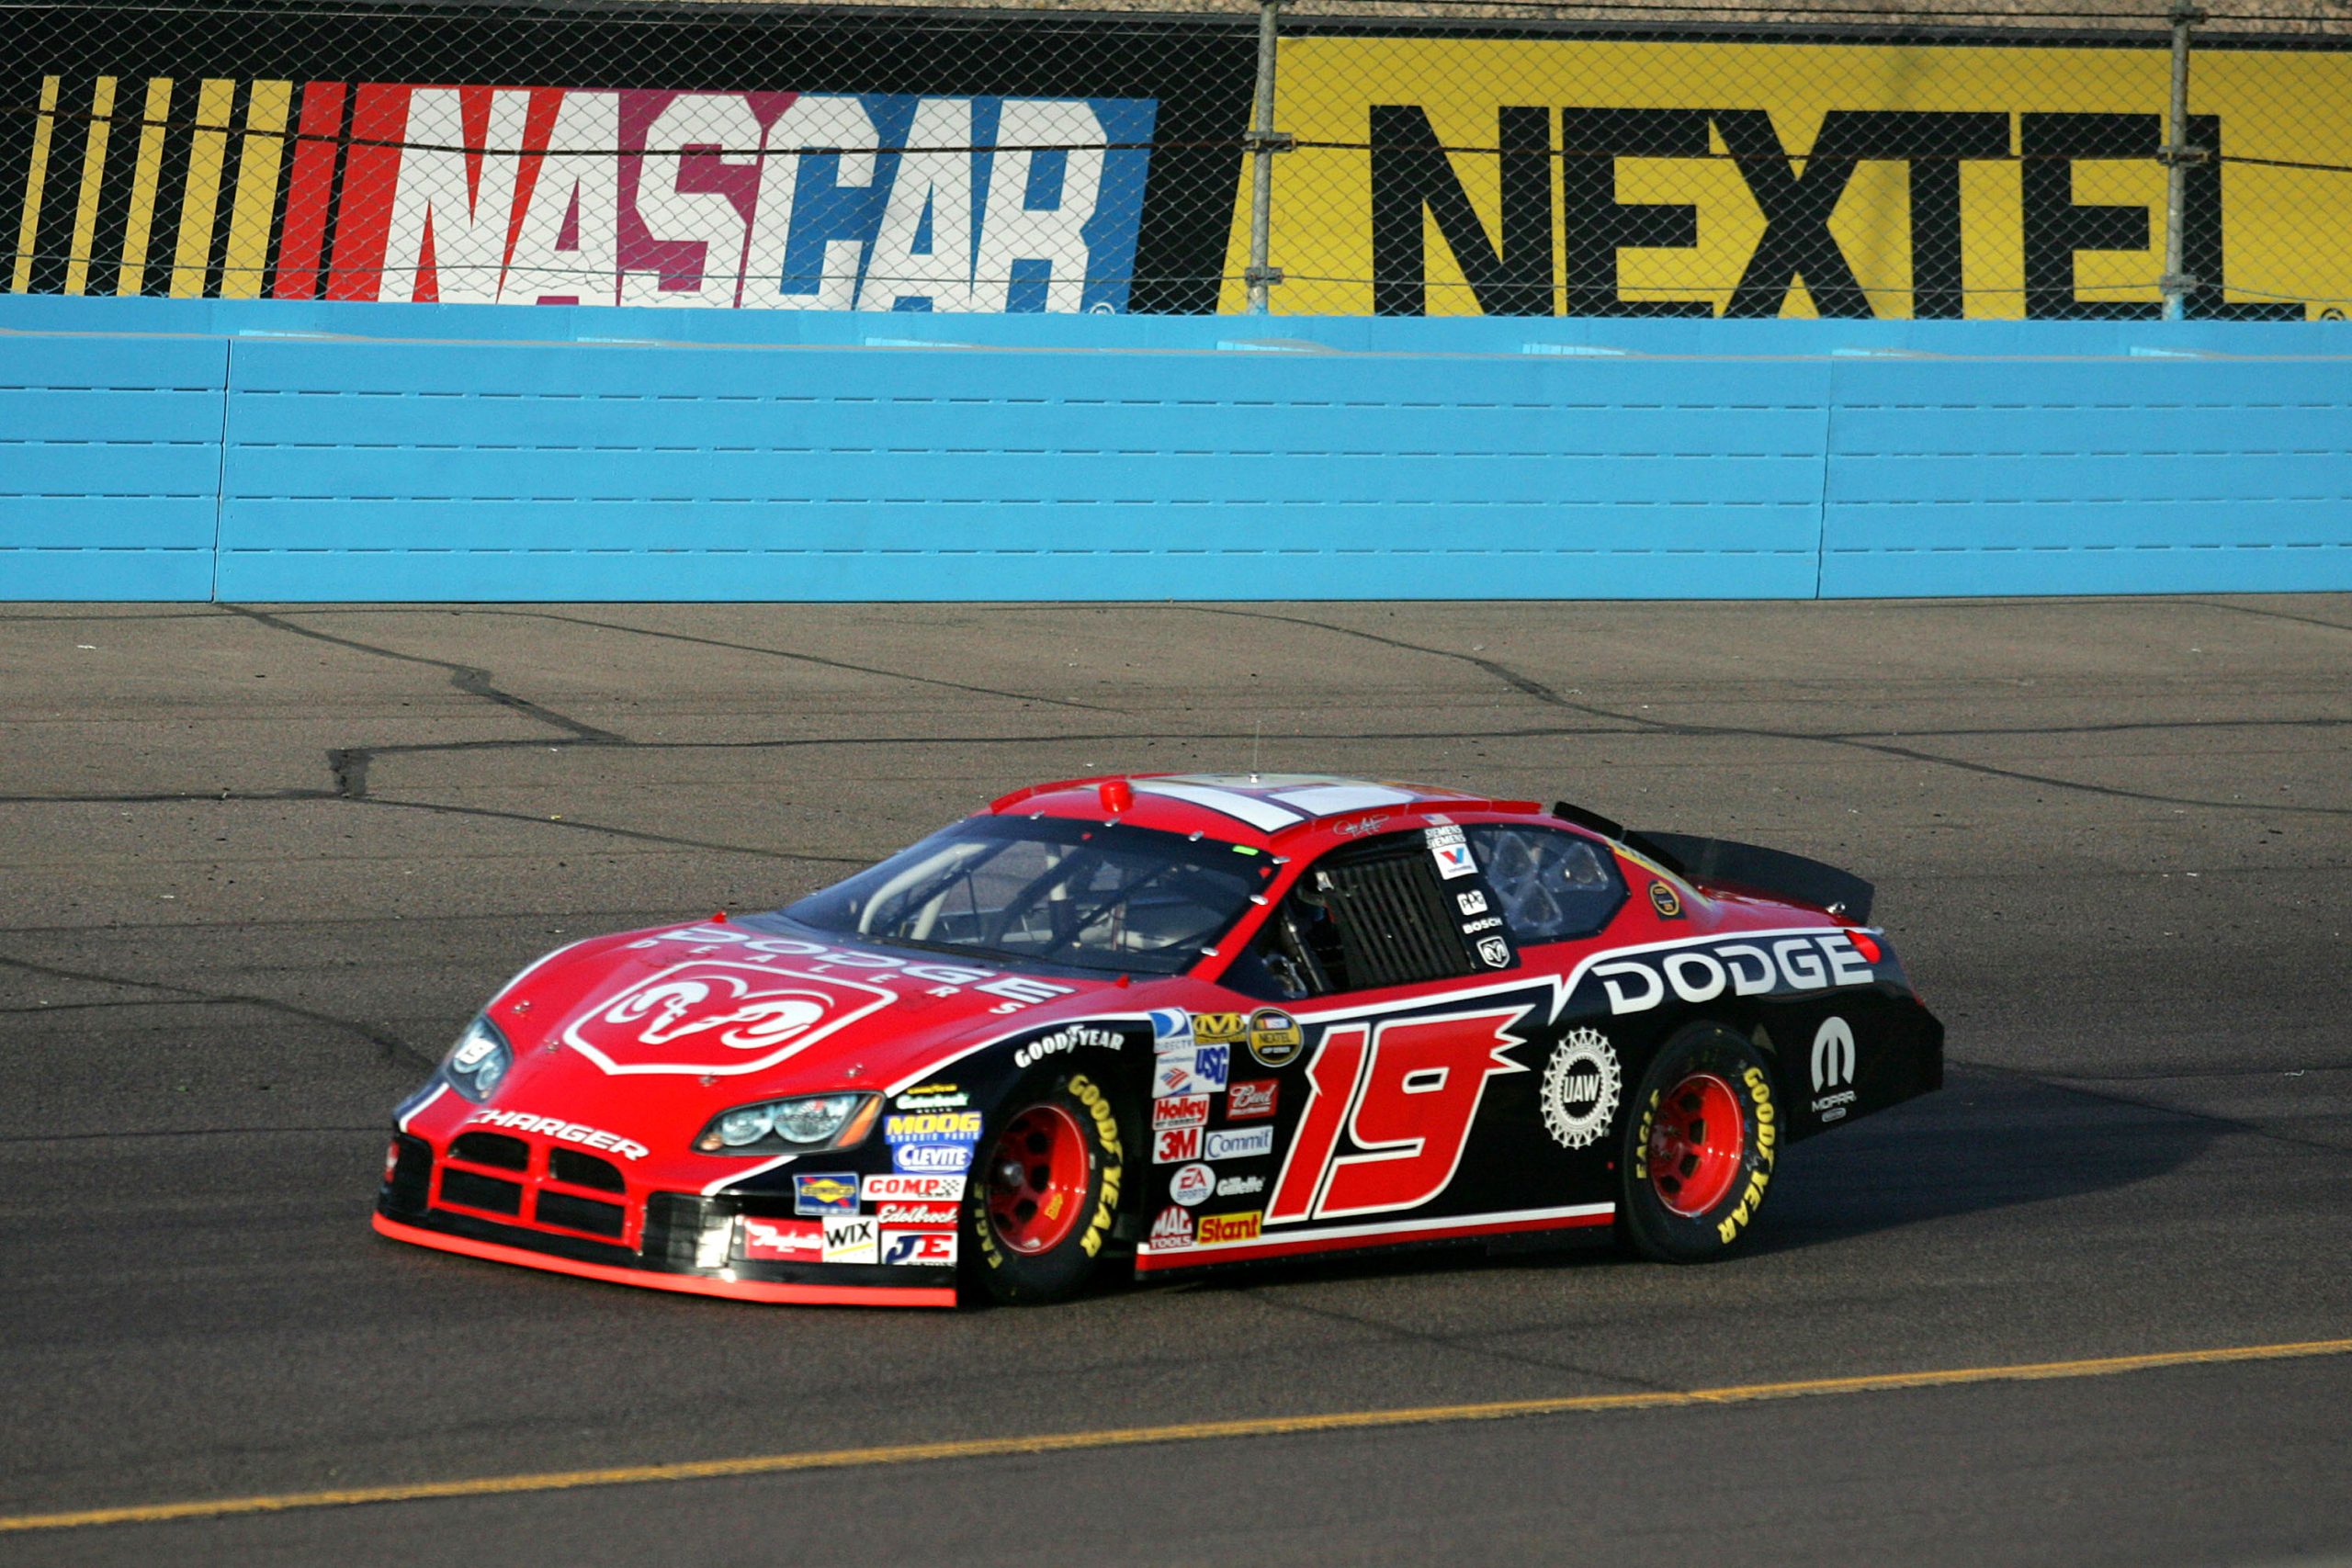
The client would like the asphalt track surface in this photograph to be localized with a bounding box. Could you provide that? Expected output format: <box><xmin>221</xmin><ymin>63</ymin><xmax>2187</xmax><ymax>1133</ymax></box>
<box><xmin>1</xmin><ymin>597</ymin><xmax>2347</xmax><ymax>1567</ymax></box>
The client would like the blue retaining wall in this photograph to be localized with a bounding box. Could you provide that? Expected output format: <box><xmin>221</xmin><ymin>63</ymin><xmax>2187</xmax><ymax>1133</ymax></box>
<box><xmin>3</xmin><ymin>297</ymin><xmax>2347</xmax><ymax>600</ymax></box>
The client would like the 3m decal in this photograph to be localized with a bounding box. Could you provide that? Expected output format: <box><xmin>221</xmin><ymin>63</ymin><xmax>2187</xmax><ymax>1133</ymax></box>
<box><xmin>1811</xmin><ymin>1015</ymin><xmax>1859</xmax><ymax>1121</ymax></box>
<box><xmin>1588</xmin><ymin>931</ymin><xmax>1875</xmax><ymax>1015</ymax></box>
<box><xmin>863</xmin><ymin>1173</ymin><xmax>967</xmax><ymax>1202</ymax></box>
<box><xmin>1540</xmin><ymin>1027</ymin><xmax>1621</xmax><ymax>1150</ymax></box>
<box><xmin>1170</xmin><ymin>1162</ymin><xmax>1216</xmax><ymax>1206</ymax></box>
<box><xmin>1267</xmin><ymin>1005</ymin><xmax>1530</xmax><ymax>1225</ymax></box>
<box><xmin>563</xmin><ymin>960</ymin><xmax>895</xmax><ymax>1076</ymax></box>
<box><xmin>1195</xmin><ymin>1211</ymin><xmax>1264</xmax><ymax>1247</ymax></box>
<box><xmin>743</xmin><ymin>1217</ymin><xmax>823</xmax><ymax>1261</ymax></box>
<box><xmin>821</xmin><ymin>1214</ymin><xmax>879</xmax><ymax>1264</ymax></box>
<box><xmin>1226</xmin><ymin>1079</ymin><xmax>1279</xmax><ymax>1120</ymax></box>
<box><xmin>881</xmin><ymin>1229</ymin><xmax>958</xmax><ymax>1267</ymax></box>
<box><xmin>1204</xmin><ymin>1127</ymin><xmax>1274</xmax><ymax>1161</ymax></box>
<box><xmin>1153</xmin><ymin>1093</ymin><xmax>1211</xmax><ymax>1132</ymax></box>
<box><xmin>467</xmin><ymin>1111</ymin><xmax>650</xmax><ymax>1160</ymax></box>
<box><xmin>792</xmin><ymin>1172</ymin><xmax>862</xmax><ymax>1216</ymax></box>
<box><xmin>1155</xmin><ymin>1126</ymin><xmax>1204</xmax><ymax>1165</ymax></box>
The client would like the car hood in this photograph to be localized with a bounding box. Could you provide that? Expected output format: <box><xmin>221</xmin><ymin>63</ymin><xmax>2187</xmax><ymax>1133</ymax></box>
<box><xmin>470</xmin><ymin>917</ymin><xmax>1134</xmax><ymax>1120</ymax></box>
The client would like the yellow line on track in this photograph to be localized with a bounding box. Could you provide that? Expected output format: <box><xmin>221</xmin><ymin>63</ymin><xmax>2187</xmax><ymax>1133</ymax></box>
<box><xmin>6</xmin><ymin>1335</ymin><xmax>2349</xmax><ymax>1534</ymax></box>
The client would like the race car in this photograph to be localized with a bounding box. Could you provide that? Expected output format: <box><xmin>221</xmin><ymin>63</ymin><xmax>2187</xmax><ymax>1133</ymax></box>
<box><xmin>375</xmin><ymin>773</ymin><xmax>1942</xmax><ymax>1307</ymax></box>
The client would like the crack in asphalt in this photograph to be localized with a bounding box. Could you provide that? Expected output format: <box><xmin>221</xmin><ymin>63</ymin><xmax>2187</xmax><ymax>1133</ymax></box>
<box><xmin>1182</xmin><ymin>607</ymin><xmax>2352</xmax><ymax>819</ymax></box>
<box><xmin>0</xmin><ymin>1125</ymin><xmax>385</xmax><ymax>1145</ymax></box>
<box><xmin>0</xmin><ymin>954</ymin><xmax>433</xmax><ymax>1069</ymax></box>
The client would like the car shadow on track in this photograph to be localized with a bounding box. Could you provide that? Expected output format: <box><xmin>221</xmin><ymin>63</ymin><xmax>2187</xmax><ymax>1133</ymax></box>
<box><xmin>1123</xmin><ymin>1064</ymin><xmax>2220</xmax><ymax>1300</ymax></box>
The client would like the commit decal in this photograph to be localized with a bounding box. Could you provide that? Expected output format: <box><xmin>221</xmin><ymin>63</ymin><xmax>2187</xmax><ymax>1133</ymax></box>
<box><xmin>5</xmin><ymin>82</ymin><xmax>1156</xmax><ymax>312</ymax></box>
<box><xmin>1224</xmin><ymin>35</ymin><xmax>2352</xmax><ymax>319</ymax></box>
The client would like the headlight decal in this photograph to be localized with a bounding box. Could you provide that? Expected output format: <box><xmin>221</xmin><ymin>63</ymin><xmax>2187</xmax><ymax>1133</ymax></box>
<box><xmin>442</xmin><ymin>1016</ymin><xmax>514</xmax><ymax>1103</ymax></box>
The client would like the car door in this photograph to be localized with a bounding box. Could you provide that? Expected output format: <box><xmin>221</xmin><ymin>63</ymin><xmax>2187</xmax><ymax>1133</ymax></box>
<box><xmin>1149</xmin><ymin>826</ymin><xmax>1622</xmax><ymax>1270</ymax></box>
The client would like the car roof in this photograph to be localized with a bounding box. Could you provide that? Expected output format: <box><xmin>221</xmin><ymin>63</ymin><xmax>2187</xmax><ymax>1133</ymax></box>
<box><xmin>988</xmin><ymin>772</ymin><xmax>1548</xmax><ymax>849</ymax></box>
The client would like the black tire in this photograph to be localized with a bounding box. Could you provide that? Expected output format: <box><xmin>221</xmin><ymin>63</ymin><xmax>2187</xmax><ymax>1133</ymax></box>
<box><xmin>967</xmin><ymin>1066</ymin><xmax>1133</xmax><ymax>1305</ymax></box>
<box><xmin>1619</xmin><ymin>1022</ymin><xmax>1781</xmax><ymax>1263</ymax></box>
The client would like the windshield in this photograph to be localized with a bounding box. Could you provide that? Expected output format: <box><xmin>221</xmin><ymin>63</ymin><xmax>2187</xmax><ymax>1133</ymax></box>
<box><xmin>783</xmin><ymin>816</ymin><xmax>1271</xmax><ymax>975</ymax></box>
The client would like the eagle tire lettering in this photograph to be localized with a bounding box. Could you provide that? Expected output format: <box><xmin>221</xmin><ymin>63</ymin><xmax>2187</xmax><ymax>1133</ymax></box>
<box><xmin>1618</xmin><ymin>1022</ymin><xmax>1779</xmax><ymax>1265</ymax></box>
<box><xmin>971</xmin><ymin>1067</ymin><xmax>1131</xmax><ymax>1304</ymax></box>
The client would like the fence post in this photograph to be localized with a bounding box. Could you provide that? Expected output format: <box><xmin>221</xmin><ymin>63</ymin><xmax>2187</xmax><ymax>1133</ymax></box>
<box><xmin>1244</xmin><ymin>0</ymin><xmax>1285</xmax><ymax>314</ymax></box>
<box><xmin>2158</xmin><ymin>0</ymin><xmax>2204</xmax><ymax>322</ymax></box>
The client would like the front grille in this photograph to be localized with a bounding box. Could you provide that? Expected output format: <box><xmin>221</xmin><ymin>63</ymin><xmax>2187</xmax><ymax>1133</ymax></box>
<box><xmin>537</xmin><ymin>1190</ymin><xmax>626</xmax><ymax>1238</ymax></box>
<box><xmin>448</xmin><ymin>1131</ymin><xmax>531</xmax><ymax>1170</ymax></box>
<box><xmin>548</xmin><ymin>1147</ymin><xmax>626</xmax><ymax>1192</ymax></box>
<box><xmin>440</xmin><ymin>1168</ymin><xmax>524</xmax><ymax>1216</ymax></box>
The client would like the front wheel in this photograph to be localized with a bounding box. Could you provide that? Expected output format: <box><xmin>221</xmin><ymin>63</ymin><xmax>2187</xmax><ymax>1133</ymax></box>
<box><xmin>967</xmin><ymin>1067</ymin><xmax>1131</xmax><ymax>1304</ymax></box>
<box><xmin>1619</xmin><ymin>1023</ymin><xmax>1780</xmax><ymax>1263</ymax></box>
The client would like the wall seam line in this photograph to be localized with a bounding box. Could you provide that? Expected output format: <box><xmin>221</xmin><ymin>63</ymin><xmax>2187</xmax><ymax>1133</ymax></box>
<box><xmin>209</xmin><ymin>335</ymin><xmax>232</xmax><ymax>602</ymax></box>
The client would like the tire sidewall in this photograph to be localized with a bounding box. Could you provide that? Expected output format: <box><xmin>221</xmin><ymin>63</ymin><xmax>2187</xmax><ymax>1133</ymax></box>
<box><xmin>1621</xmin><ymin>1022</ymin><xmax>1780</xmax><ymax>1263</ymax></box>
<box><xmin>967</xmin><ymin>1066</ymin><xmax>1131</xmax><ymax>1304</ymax></box>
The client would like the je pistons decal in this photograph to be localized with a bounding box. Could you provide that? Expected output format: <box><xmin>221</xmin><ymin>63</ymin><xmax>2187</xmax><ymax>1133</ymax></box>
<box><xmin>561</xmin><ymin>960</ymin><xmax>895</xmax><ymax>1076</ymax></box>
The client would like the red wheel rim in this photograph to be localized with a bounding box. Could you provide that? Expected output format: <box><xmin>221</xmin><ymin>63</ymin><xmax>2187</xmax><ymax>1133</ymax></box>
<box><xmin>985</xmin><ymin>1103</ymin><xmax>1091</xmax><ymax>1255</ymax></box>
<box><xmin>1648</xmin><ymin>1072</ymin><xmax>1747</xmax><ymax>1216</ymax></box>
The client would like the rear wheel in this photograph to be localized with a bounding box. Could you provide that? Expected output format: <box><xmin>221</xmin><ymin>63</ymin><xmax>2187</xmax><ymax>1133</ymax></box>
<box><xmin>1619</xmin><ymin>1023</ymin><xmax>1780</xmax><ymax>1263</ymax></box>
<box><xmin>969</xmin><ymin>1067</ymin><xmax>1131</xmax><ymax>1304</ymax></box>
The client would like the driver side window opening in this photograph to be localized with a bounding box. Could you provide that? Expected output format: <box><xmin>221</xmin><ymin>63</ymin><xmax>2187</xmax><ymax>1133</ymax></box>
<box><xmin>1228</xmin><ymin>836</ymin><xmax>1477</xmax><ymax>1001</ymax></box>
<box><xmin>1465</xmin><ymin>824</ymin><xmax>1625</xmax><ymax>945</ymax></box>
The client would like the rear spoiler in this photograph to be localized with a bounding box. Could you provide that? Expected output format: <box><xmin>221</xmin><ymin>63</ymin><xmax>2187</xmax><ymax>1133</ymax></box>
<box><xmin>1551</xmin><ymin>801</ymin><xmax>1875</xmax><ymax>923</ymax></box>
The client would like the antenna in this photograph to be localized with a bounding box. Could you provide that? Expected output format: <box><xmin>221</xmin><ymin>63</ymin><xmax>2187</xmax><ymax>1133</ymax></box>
<box><xmin>1250</xmin><ymin>718</ymin><xmax>1262</xmax><ymax>784</ymax></box>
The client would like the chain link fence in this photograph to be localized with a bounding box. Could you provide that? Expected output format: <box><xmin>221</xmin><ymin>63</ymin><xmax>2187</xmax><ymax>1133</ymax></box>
<box><xmin>5</xmin><ymin>0</ymin><xmax>2347</xmax><ymax>320</ymax></box>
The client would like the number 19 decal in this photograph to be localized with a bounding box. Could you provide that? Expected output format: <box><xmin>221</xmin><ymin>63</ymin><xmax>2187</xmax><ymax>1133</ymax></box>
<box><xmin>1267</xmin><ymin>1005</ymin><xmax>1531</xmax><ymax>1224</ymax></box>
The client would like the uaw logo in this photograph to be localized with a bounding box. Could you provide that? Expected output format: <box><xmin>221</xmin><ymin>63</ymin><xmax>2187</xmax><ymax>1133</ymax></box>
<box><xmin>561</xmin><ymin>960</ymin><xmax>896</xmax><ymax>1076</ymax></box>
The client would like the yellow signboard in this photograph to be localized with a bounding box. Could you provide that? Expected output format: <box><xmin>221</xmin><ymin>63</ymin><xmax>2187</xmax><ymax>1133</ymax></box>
<box><xmin>1225</xmin><ymin>37</ymin><xmax>2352</xmax><ymax>319</ymax></box>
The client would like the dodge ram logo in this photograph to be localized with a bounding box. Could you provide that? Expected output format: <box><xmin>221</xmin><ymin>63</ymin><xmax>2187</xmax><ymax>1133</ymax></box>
<box><xmin>562</xmin><ymin>961</ymin><xmax>896</xmax><ymax>1076</ymax></box>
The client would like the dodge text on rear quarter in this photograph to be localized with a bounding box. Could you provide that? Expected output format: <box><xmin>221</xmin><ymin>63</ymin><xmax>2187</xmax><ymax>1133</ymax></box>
<box><xmin>375</xmin><ymin>773</ymin><xmax>1943</xmax><ymax>1305</ymax></box>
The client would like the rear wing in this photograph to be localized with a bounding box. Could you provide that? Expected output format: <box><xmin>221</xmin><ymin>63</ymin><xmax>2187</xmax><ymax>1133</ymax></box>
<box><xmin>1551</xmin><ymin>802</ymin><xmax>1874</xmax><ymax>923</ymax></box>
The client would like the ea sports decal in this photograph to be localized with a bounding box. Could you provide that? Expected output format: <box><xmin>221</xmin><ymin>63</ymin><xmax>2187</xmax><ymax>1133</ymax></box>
<box><xmin>1540</xmin><ymin>1027</ymin><xmax>1622</xmax><ymax>1150</ymax></box>
<box><xmin>561</xmin><ymin>960</ymin><xmax>895</xmax><ymax>1076</ymax></box>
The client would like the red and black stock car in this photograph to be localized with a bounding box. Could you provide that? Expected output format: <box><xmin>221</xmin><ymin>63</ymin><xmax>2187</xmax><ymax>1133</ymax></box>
<box><xmin>376</xmin><ymin>773</ymin><xmax>1942</xmax><ymax>1307</ymax></box>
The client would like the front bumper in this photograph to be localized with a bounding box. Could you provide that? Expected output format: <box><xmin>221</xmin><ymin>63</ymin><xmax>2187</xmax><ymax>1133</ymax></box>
<box><xmin>375</xmin><ymin>1132</ymin><xmax>956</xmax><ymax>1308</ymax></box>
